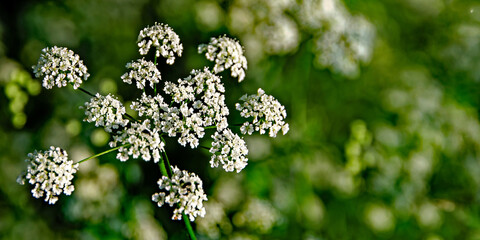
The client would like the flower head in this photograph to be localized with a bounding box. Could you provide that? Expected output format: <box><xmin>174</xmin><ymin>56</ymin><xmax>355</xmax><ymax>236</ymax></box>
<box><xmin>137</xmin><ymin>23</ymin><xmax>183</xmax><ymax>65</ymax></box>
<box><xmin>210</xmin><ymin>128</ymin><xmax>249</xmax><ymax>173</ymax></box>
<box><xmin>160</xmin><ymin>68</ymin><xmax>229</xmax><ymax>148</ymax></box>
<box><xmin>33</xmin><ymin>46</ymin><xmax>90</xmax><ymax>89</ymax></box>
<box><xmin>198</xmin><ymin>36</ymin><xmax>248</xmax><ymax>82</ymax></box>
<box><xmin>121</xmin><ymin>58</ymin><xmax>162</xmax><ymax>89</ymax></box>
<box><xmin>109</xmin><ymin>119</ymin><xmax>164</xmax><ymax>163</ymax></box>
<box><xmin>83</xmin><ymin>93</ymin><xmax>129</xmax><ymax>132</ymax></box>
<box><xmin>236</xmin><ymin>88</ymin><xmax>289</xmax><ymax>137</ymax></box>
<box><xmin>152</xmin><ymin>166</ymin><xmax>208</xmax><ymax>221</ymax></box>
<box><xmin>17</xmin><ymin>146</ymin><xmax>79</xmax><ymax>204</ymax></box>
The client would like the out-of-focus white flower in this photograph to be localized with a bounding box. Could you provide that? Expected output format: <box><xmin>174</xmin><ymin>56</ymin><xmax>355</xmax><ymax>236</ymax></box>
<box><xmin>196</xmin><ymin>200</ymin><xmax>232</xmax><ymax>239</ymax></box>
<box><xmin>233</xmin><ymin>198</ymin><xmax>279</xmax><ymax>234</ymax></box>
<box><xmin>236</xmin><ymin>88</ymin><xmax>289</xmax><ymax>137</ymax></box>
<box><xmin>137</xmin><ymin>23</ymin><xmax>183</xmax><ymax>65</ymax></box>
<box><xmin>121</xmin><ymin>58</ymin><xmax>162</xmax><ymax>89</ymax></box>
<box><xmin>198</xmin><ymin>36</ymin><xmax>248</xmax><ymax>82</ymax></box>
<box><xmin>33</xmin><ymin>46</ymin><xmax>90</xmax><ymax>89</ymax></box>
<box><xmin>17</xmin><ymin>146</ymin><xmax>79</xmax><ymax>204</ymax></box>
<box><xmin>83</xmin><ymin>93</ymin><xmax>129</xmax><ymax>132</ymax></box>
<box><xmin>152</xmin><ymin>166</ymin><xmax>208</xmax><ymax>221</ymax></box>
<box><xmin>314</xmin><ymin>15</ymin><xmax>375</xmax><ymax>77</ymax></box>
<box><xmin>256</xmin><ymin>15</ymin><xmax>299</xmax><ymax>54</ymax></box>
<box><xmin>160</xmin><ymin>68</ymin><xmax>229</xmax><ymax>148</ymax></box>
<box><xmin>109</xmin><ymin>119</ymin><xmax>164</xmax><ymax>163</ymax></box>
<box><xmin>210</xmin><ymin>128</ymin><xmax>248</xmax><ymax>173</ymax></box>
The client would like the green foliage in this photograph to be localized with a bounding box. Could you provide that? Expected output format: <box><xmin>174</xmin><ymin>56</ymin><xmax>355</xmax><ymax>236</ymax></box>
<box><xmin>2</xmin><ymin>0</ymin><xmax>480</xmax><ymax>239</ymax></box>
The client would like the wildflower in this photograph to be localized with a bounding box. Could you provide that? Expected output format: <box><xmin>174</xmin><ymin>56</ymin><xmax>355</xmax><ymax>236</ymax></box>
<box><xmin>137</xmin><ymin>23</ymin><xmax>183</xmax><ymax>65</ymax></box>
<box><xmin>121</xmin><ymin>58</ymin><xmax>162</xmax><ymax>89</ymax></box>
<box><xmin>17</xmin><ymin>146</ymin><xmax>79</xmax><ymax>204</ymax></box>
<box><xmin>109</xmin><ymin>119</ymin><xmax>164</xmax><ymax>163</ymax></box>
<box><xmin>83</xmin><ymin>93</ymin><xmax>129</xmax><ymax>132</ymax></box>
<box><xmin>210</xmin><ymin>128</ymin><xmax>249</xmax><ymax>173</ymax></box>
<box><xmin>161</xmin><ymin>68</ymin><xmax>229</xmax><ymax>148</ymax></box>
<box><xmin>131</xmin><ymin>92</ymin><xmax>170</xmax><ymax>125</ymax></box>
<box><xmin>152</xmin><ymin>166</ymin><xmax>208</xmax><ymax>221</ymax></box>
<box><xmin>236</xmin><ymin>88</ymin><xmax>289</xmax><ymax>137</ymax></box>
<box><xmin>33</xmin><ymin>46</ymin><xmax>90</xmax><ymax>89</ymax></box>
<box><xmin>198</xmin><ymin>36</ymin><xmax>248</xmax><ymax>82</ymax></box>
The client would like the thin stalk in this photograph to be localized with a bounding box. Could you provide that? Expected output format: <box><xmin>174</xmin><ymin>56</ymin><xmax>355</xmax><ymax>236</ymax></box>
<box><xmin>158</xmin><ymin>156</ymin><xmax>168</xmax><ymax>177</ymax></box>
<box><xmin>199</xmin><ymin>146</ymin><xmax>210</xmax><ymax>151</ymax></box>
<box><xmin>77</xmin><ymin>86</ymin><xmax>96</xmax><ymax>97</ymax></box>
<box><xmin>183</xmin><ymin>213</ymin><xmax>197</xmax><ymax>240</ymax></box>
<box><xmin>76</xmin><ymin>86</ymin><xmax>139</xmax><ymax>122</ymax></box>
<box><xmin>76</xmin><ymin>144</ymin><xmax>130</xmax><ymax>164</ymax></box>
<box><xmin>158</xmin><ymin>138</ymin><xmax>197</xmax><ymax>240</ymax></box>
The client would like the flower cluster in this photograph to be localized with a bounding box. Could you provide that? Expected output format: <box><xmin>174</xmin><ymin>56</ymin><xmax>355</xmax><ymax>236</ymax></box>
<box><xmin>137</xmin><ymin>23</ymin><xmax>183</xmax><ymax>65</ymax></box>
<box><xmin>33</xmin><ymin>46</ymin><xmax>90</xmax><ymax>89</ymax></box>
<box><xmin>83</xmin><ymin>93</ymin><xmax>129</xmax><ymax>132</ymax></box>
<box><xmin>160</xmin><ymin>68</ymin><xmax>229</xmax><ymax>148</ymax></box>
<box><xmin>236</xmin><ymin>88</ymin><xmax>289</xmax><ymax>137</ymax></box>
<box><xmin>121</xmin><ymin>58</ymin><xmax>162</xmax><ymax>89</ymax></box>
<box><xmin>17</xmin><ymin>146</ymin><xmax>79</xmax><ymax>204</ymax></box>
<box><xmin>152</xmin><ymin>166</ymin><xmax>208</xmax><ymax>221</ymax></box>
<box><xmin>109</xmin><ymin>119</ymin><xmax>164</xmax><ymax>162</ymax></box>
<box><xmin>198</xmin><ymin>36</ymin><xmax>247</xmax><ymax>82</ymax></box>
<box><xmin>210</xmin><ymin>128</ymin><xmax>249</xmax><ymax>173</ymax></box>
<box><xmin>23</xmin><ymin>22</ymin><xmax>291</xmax><ymax>227</ymax></box>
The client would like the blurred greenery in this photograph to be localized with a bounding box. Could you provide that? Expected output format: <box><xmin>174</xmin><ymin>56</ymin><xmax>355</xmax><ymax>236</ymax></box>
<box><xmin>2</xmin><ymin>0</ymin><xmax>480</xmax><ymax>239</ymax></box>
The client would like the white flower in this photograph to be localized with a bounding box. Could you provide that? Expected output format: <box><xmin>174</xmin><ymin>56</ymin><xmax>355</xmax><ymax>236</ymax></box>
<box><xmin>137</xmin><ymin>23</ymin><xmax>183</xmax><ymax>65</ymax></box>
<box><xmin>121</xmin><ymin>58</ymin><xmax>162</xmax><ymax>89</ymax></box>
<box><xmin>236</xmin><ymin>88</ymin><xmax>289</xmax><ymax>137</ymax></box>
<box><xmin>210</xmin><ymin>128</ymin><xmax>248</xmax><ymax>173</ymax></box>
<box><xmin>159</xmin><ymin>68</ymin><xmax>229</xmax><ymax>148</ymax></box>
<box><xmin>17</xmin><ymin>146</ymin><xmax>79</xmax><ymax>204</ymax></box>
<box><xmin>131</xmin><ymin>92</ymin><xmax>170</xmax><ymax>124</ymax></box>
<box><xmin>198</xmin><ymin>36</ymin><xmax>248</xmax><ymax>82</ymax></box>
<box><xmin>33</xmin><ymin>46</ymin><xmax>90</xmax><ymax>89</ymax></box>
<box><xmin>83</xmin><ymin>93</ymin><xmax>129</xmax><ymax>132</ymax></box>
<box><xmin>314</xmin><ymin>15</ymin><xmax>375</xmax><ymax>77</ymax></box>
<box><xmin>109</xmin><ymin>119</ymin><xmax>165</xmax><ymax>163</ymax></box>
<box><xmin>256</xmin><ymin>15</ymin><xmax>299</xmax><ymax>55</ymax></box>
<box><xmin>152</xmin><ymin>166</ymin><xmax>208</xmax><ymax>221</ymax></box>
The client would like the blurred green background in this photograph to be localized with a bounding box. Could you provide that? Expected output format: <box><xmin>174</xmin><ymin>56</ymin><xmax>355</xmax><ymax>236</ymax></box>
<box><xmin>2</xmin><ymin>0</ymin><xmax>480</xmax><ymax>239</ymax></box>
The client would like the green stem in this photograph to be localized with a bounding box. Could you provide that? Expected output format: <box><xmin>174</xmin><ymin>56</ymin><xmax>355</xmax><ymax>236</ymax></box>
<box><xmin>77</xmin><ymin>86</ymin><xmax>96</xmax><ymax>97</ymax></box>
<box><xmin>158</xmin><ymin>156</ymin><xmax>168</xmax><ymax>177</ymax></box>
<box><xmin>76</xmin><ymin>86</ymin><xmax>139</xmax><ymax>122</ymax></box>
<box><xmin>158</xmin><ymin>138</ymin><xmax>197</xmax><ymax>240</ymax></box>
<box><xmin>199</xmin><ymin>146</ymin><xmax>210</xmax><ymax>151</ymax></box>
<box><xmin>183</xmin><ymin>213</ymin><xmax>197</xmax><ymax>240</ymax></box>
<box><xmin>204</xmin><ymin>126</ymin><xmax>217</xmax><ymax>130</ymax></box>
<box><xmin>76</xmin><ymin>144</ymin><xmax>131</xmax><ymax>164</ymax></box>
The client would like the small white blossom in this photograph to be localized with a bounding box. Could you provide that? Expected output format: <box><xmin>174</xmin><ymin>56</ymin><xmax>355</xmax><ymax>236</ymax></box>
<box><xmin>121</xmin><ymin>58</ymin><xmax>162</xmax><ymax>89</ymax></box>
<box><xmin>109</xmin><ymin>119</ymin><xmax>165</xmax><ymax>163</ymax></box>
<box><xmin>198</xmin><ymin>36</ymin><xmax>248</xmax><ymax>82</ymax></box>
<box><xmin>33</xmin><ymin>46</ymin><xmax>90</xmax><ymax>89</ymax></box>
<box><xmin>257</xmin><ymin>15</ymin><xmax>299</xmax><ymax>54</ymax></box>
<box><xmin>17</xmin><ymin>146</ymin><xmax>79</xmax><ymax>204</ymax></box>
<box><xmin>210</xmin><ymin>128</ymin><xmax>248</xmax><ymax>173</ymax></box>
<box><xmin>137</xmin><ymin>23</ymin><xmax>183</xmax><ymax>65</ymax></box>
<box><xmin>236</xmin><ymin>88</ymin><xmax>289</xmax><ymax>137</ymax></box>
<box><xmin>152</xmin><ymin>166</ymin><xmax>208</xmax><ymax>221</ymax></box>
<box><xmin>131</xmin><ymin>92</ymin><xmax>170</xmax><ymax>123</ymax></box>
<box><xmin>160</xmin><ymin>68</ymin><xmax>229</xmax><ymax>148</ymax></box>
<box><xmin>83</xmin><ymin>93</ymin><xmax>129</xmax><ymax>132</ymax></box>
